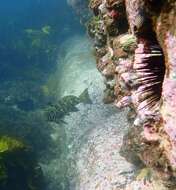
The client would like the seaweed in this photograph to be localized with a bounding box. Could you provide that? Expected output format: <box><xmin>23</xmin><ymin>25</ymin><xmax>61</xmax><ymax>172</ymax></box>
<box><xmin>0</xmin><ymin>136</ymin><xmax>44</xmax><ymax>190</ymax></box>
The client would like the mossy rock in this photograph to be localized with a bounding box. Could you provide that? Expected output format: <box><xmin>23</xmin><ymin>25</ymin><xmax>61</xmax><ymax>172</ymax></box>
<box><xmin>87</xmin><ymin>16</ymin><xmax>102</xmax><ymax>37</ymax></box>
<box><xmin>120</xmin><ymin>126</ymin><xmax>144</xmax><ymax>166</ymax></box>
<box><xmin>119</xmin><ymin>34</ymin><xmax>137</xmax><ymax>52</ymax></box>
<box><xmin>0</xmin><ymin>136</ymin><xmax>43</xmax><ymax>190</ymax></box>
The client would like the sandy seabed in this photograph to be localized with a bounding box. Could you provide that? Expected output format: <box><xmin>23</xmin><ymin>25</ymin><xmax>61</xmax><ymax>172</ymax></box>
<box><xmin>42</xmin><ymin>35</ymin><xmax>135</xmax><ymax>190</ymax></box>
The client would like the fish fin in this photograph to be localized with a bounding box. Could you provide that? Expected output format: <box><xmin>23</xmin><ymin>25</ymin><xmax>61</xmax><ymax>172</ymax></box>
<box><xmin>70</xmin><ymin>106</ymin><xmax>79</xmax><ymax>112</ymax></box>
<box><xmin>58</xmin><ymin>119</ymin><xmax>67</xmax><ymax>124</ymax></box>
<box><xmin>79</xmin><ymin>88</ymin><xmax>92</xmax><ymax>104</ymax></box>
<box><xmin>48</xmin><ymin>118</ymin><xmax>67</xmax><ymax>125</ymax></box>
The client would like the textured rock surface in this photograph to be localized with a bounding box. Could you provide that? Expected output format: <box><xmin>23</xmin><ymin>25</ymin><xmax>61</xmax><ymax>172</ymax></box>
<box><xmin>76</xmin><ymin>113</ymin><xmax>135</xmax><ymax>190</ymax></box>
<box><xmin>88</xmin><ymin>0</ymin><xmax>176</xmax><ymax>189</ymax></box>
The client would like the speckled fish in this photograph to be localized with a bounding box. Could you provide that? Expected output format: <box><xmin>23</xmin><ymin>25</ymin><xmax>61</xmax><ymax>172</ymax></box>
<box><xmin>45</xmin><ymin>88</ymin><xmax>92</xmax><ymax>124</ymax></box>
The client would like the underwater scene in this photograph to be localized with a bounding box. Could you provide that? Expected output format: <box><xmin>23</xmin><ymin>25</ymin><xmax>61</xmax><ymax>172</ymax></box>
<box><xmin>1</xmin><ymin>0</ymin><xmax>176</xmax><ymax>190</ymax></box>
<box><xmin>0</xmin><ymin>0</ymin><xmax>130</xmax><ymax>189</ymax></box>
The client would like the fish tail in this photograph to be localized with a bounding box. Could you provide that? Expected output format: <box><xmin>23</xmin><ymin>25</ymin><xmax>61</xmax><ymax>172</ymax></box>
<box><xmin>79</xmin><ymin>88</ymin><xmax>92</xmax><ymax>104</ymax></box>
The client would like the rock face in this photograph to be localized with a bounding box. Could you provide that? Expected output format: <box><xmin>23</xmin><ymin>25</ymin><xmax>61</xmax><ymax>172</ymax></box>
<box><xmin>88</xmin><ymin>0</ymin><xmax>176</xmax><ymax>189</ymax></box>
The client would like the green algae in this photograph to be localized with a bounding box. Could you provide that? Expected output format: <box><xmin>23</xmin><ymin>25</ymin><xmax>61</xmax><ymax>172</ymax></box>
<box><xmin>0</xmin><ymin>136</ymin><xmax>25</xmax><ymax>153</ymax></box>
<box><xmin>119</xmin><ymin>34</ymin><xmax>137</xmax><ymax>53</ymax></box>
<box><xmin>0</xmin><ymin>2</ymin><xmax>88</xmax><ymax>190</ymax></box>
<box><xmin>23</xmin><ymin>25</ymin><xmax>57</xmax><ymax>63</ymax></box>
<box><xmin>0</xmin><ymin>136</ymin><xmax>43</xmax><ymax>190</ymax></box>
<box><xmin>25</xmin><ymin>25</ymin><xmax>51</xmax><ymax>37</ymax></box>
<box><xmin>87</xmin><ymin>16</ymin><xmax>101</xmax><ymax>37</ymax></box>
<box><xmin>41</xmin><ymin>25</ymin><xmax>51</xmax><ymax>35</ymax></box>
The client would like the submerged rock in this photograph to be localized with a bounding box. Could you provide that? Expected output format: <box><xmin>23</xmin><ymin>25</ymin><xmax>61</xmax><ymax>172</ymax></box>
<box><xmin>87</xmin><ymin>0</ymin><xmax>176</xmax><ymax>189</ymax></box>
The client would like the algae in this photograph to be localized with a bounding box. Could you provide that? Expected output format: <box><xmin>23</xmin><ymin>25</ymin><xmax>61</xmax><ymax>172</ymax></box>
<box><xmin>0</xmin><ymin>136</ymin><xmax>43</xmax><ymax>190</ymax></box>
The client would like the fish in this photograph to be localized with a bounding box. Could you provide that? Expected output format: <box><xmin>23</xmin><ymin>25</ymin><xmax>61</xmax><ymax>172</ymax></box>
<box><xmin>44</xmin><ymin>88</ymin><xmax>92</xmax><ymax>124</ymax></box>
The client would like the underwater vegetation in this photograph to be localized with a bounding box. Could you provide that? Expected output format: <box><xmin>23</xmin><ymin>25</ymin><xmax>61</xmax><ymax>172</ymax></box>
<box><xmin>0</xmin><ymin>25</ymin><xmax>58</xmax><ymax>82</ymax></box>
<box><xmin>15</xmin><ymin>25</ymin><xmax>57</xmax><ymax>67</ymax></box>
<box><xmin>45</xmin><ymin>88</ymin><xmax>92</xmax><ymax>124</ymax></box>
<box><xmin>0</xmin><ymin>136</ymin><xmax>43</xmax><ymax>190</ymax></box>
<box><xmin>0</xmin><ymin>0</ymin><xmax>83</xmax><ymax>82</ymax></box>
<box><xmin>0</xmin><ymin>0</ymin><xmax>66</xmax><ymax>155</ymax></box>
<box><xmin>0</xmin><ymin>80</ymin><xmax>55</xmax><ymax>111</ymax></box>
<box><xmin>0</xmin><ymin>0</ymin><xmax>93</xmax><ymax>190</ymax></box>
<box><xmin>0</xmin><ymin>104</ymin><xmax>54</xmax><ymax>156</ymax></box>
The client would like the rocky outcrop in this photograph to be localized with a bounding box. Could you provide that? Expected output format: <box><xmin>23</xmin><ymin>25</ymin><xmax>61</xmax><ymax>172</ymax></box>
<box><xmin>88</xmin><ymin>0</ymin><xmax>176</xmax><ymax>189</ymax></box>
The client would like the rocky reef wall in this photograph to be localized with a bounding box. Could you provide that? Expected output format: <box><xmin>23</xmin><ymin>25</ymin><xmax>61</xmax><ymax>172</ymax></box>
<box><xmin>88</xmin><ymin>0</ymin><xmax>176</xmax><ymax>189</ymax></box>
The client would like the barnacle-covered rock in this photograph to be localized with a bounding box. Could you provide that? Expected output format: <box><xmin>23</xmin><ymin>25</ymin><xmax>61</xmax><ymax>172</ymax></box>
<box><xmin>96</xmin><ymin>50</ymin><xmax>113</xmax><ymax>72</ymax></box>
<box><xmin>118</xmin><ymin>34</ymin><xmax>137</xmax><ymax>53</ymax></box>
<box><xmin>87</xmin><ymin>16</ymin><xmax>102</xmax><ymax>37</ymax></box>
<box><xmin>153</xmin><ymin>1</ymin><xmax>176</xmax><ymax>174</ymax></box>
<box><xmin>106</xmin><ymin>0</ymin><xmax>124</xmax><ymax>9</ymax></box>
<box><xmin>102</xmin><ymin>62</ymin><xmax>116</xmax><ymax>78</ymax></box>
<box><xmin>104</xmin><ymin>16</ymin><xmax>119</xmax><ymax>36</ymax></box>
<box><xmin>126</xmin><ymin>167</ymin><xmax>170</xmax><ymax>190</ymax></box>
<box><xmin>87</xmin><ymin>0</ymin><xmax>176</xmax><ymax>189</ymax></box>
<box><xmin>113</xmin><ymin>34</ymin><xmax>137</xmax><ymax>57</ymax></box>
<box><xmin>87</xmin><ymin>16</ymin><xmax>107</xmax><ymax>47</ymax></box>
<box><xmin>89</xmin><ymin>0</ymin><xmax>102</xmax><ymax>9</ymax></box>
<box><xmin>122</xmin><ymin>1</ymin><xmax>176</xmax><ymax>188</ymax></box>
